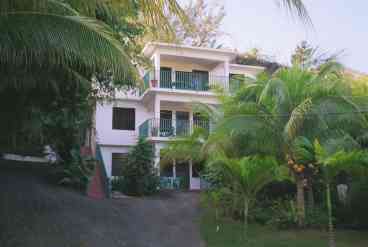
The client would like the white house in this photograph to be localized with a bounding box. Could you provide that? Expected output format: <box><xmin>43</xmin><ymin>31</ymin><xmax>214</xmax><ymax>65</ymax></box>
<box><xmin>95</xmin><ymin>42</ymin><xmax>264</xmax><ymax>190</ymax></box>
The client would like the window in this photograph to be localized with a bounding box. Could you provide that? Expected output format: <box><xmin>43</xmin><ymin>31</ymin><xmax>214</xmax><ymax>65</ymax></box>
<box><xmin>112</xmin><ymin>107</ymin><xmax>135</xmax><ymax>130</ymax></box>
<box><xmin>111</xmin><ymin>153</ymin><xmax>128</xmax><ymax>177</ymax></box>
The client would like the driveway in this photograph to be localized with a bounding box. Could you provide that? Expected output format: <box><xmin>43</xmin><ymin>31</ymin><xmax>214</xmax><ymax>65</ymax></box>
<box><xmin>0</xmin><ymin>161</ymin><xmax>205</xmax><ymax>247</ymax></box>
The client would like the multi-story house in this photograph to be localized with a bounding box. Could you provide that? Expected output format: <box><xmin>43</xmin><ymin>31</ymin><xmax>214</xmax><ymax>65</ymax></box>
<box><xmin>96</xmin><ymin>42</ymin><xmax>264</xmax><ymax>190</ymax></box>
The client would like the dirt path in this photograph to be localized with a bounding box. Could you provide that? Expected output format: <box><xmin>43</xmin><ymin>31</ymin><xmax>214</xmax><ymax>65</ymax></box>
<box><xmin>0</xmin><ymin>161</ymin><xmax>205</xmax><ymax>247</ymax></box>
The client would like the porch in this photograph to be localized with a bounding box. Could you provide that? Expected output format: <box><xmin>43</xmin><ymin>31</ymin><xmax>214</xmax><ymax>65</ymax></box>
<box><xmin>159</xmin><ymin>159</ymin><xmax>209</xmax><ymax>190</ymax></box>
<box><xmin>143</xmin><ymin>69</ymin><xmax>229</xmax><ymax>92</ymax></box>
<box><xmin>139</xmin><ymin>117</ymin><xmax>209</xmax><ymax>138</ymax></box>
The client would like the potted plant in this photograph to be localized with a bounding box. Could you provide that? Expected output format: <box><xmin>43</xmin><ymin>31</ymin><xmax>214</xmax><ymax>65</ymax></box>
<box><xmin>150</xmin><ymin>79</ymin><xmax>158</xmax><ymax>88</ymax></box>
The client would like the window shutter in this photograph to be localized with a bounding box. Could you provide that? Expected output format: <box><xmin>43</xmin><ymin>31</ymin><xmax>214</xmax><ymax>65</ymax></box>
<box><xmin>112</xmin><ymin>108</ymin><xmax>135</xmax><ymax>130</ymax></box>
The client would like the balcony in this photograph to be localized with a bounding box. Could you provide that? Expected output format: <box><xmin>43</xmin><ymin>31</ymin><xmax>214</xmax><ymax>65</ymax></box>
<box><xmin>141</xmin><ymin>69</ymin><xmax>228</xmax><ymax>93</ymax></box>
<box><xmin>139</xmin><ymin>118</ymin><xmax>210</xmax><ymax>139</ymax></box>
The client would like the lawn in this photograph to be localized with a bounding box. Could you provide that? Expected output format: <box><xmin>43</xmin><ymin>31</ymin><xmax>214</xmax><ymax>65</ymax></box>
<box><xmin>200</xmin><ymin>212</ymin><xmax>368</xmax><ymax>247</ymax></box>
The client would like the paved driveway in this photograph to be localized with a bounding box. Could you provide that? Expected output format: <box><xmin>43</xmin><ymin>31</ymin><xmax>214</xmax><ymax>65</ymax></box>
<box><xmin>0</xmin><ymin>162</ymin><xmax>205</xmax><ymax>247</ymax></box>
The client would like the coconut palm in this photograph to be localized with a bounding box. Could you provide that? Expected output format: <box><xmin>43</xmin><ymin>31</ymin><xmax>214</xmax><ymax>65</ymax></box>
<box><xmin>207</xmin><ymin>154</ymin><xmax>284</xmax><ymax>238</ymax></box>
<box><xmin>210</xmin><ymin>63</ymin><xmax>367</xmax><ymax>226</ymax></box>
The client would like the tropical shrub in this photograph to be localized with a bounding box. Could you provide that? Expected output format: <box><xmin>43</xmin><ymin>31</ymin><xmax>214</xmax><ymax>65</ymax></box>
<box><xmin>57</xmin><ymin>146</ymin><xmax>95</xmax><ymax>191</ymax></box>
<box><xmin>116</xmin><ymin>138</ymin><xmax>159</xmax><ymax>196</ymax></box>
<box><xmin>265</xmin><ymin>198</ymin><xmax>299</xmax><ymax>229</ymax></box>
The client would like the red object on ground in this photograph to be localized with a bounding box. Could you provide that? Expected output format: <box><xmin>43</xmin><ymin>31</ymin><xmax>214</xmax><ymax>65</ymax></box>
<box><xmin>87</xmin><ymin>164</ymin><xmax>106</xmax><ymax>200</ymax></box>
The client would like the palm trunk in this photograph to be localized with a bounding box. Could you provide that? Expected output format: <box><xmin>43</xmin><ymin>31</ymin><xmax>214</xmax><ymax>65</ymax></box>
<box><xmin>243</xmin><ymin>198</ymin><xmax>249</xmax><ymax>241</ymax></box>
<box><xmin>326</xmin><ymin>183</ymin><xmax>336</xmax><ymax>247</ymax></box>
<box><xmin>308</xmin><ymin>181</ymin><xmax>315</xmax><ymax>210</ymax></box>
<box><xmin>296</xmin><ymin>175</ymin><xmax>306</xmax><ymax>227</ymax></box>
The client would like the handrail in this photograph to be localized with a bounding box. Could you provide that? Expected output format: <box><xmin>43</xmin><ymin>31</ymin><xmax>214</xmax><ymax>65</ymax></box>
<box><xmin>138</xmin><ymin>118</ymin><xmax>210</xmax><ymax>138</ymax></box>
<box><xmin>95</xmin><ymin>145</ymin><xmax>111</xmax><ymax>198</ymax></box>
<box><xmin>140</xmin><ymin>69</ymin><xmax>230</xmax><ymax>94</ymax></box>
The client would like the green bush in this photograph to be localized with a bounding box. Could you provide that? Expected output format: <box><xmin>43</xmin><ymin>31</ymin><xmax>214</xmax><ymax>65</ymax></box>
<box><xmin>305</xmin><ymin>206</ymin><xmax>329</xmax><ymax>229</ymax></box>
<box><xmin>57</xmin><ymin>147</ymin><xmax>95</xmax><ymax>191</ymax></box>
<box><xmin>115</xmin><ymin>138</ymin><xmax>159</xmax><ymax>196</ymax></box>
<box><xmin>265</xmin><ymin>198</ymin><xmax>299</xmax><ymax>229</ymax></box>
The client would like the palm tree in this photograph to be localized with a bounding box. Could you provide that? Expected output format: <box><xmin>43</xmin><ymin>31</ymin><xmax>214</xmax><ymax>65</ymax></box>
<box><xmin>0</xmin><ymin>0</ymin><xmax>139</xmax><ymax>89</ymax></box>
<box><xmin>207</xmin><ymin>154</ymin><xmax>284</xmax><ymax>238</ymax></box>
<box><xmin>211</xmin><ymin>63</ymin><xmax>366</xmax><ymax>226</ymax></box>
<box><xmin>278</xmin><ymin>0</ymin><xmax>311</xmax><ymax>25</ymax></box>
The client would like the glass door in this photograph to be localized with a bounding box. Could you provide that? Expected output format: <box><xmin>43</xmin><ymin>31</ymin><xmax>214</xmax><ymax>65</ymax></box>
<box><xmin>176</xmin><ymin>111</ymin><xmax>189</xmax><ymax>136</ymax></box>
<box><xmin>160</xmin><ymin>110</ymin><xmax>173</xmax><ymax>137</ymax></box>
<box><xmin>160</xmin><ymin>67</ymin><xmax>172</xmax><ymax>88</ymax></box>
<box><xmin>192</xmin><ymin>70</ymin><xmax>209</xmax><ymax>90</ymax></box>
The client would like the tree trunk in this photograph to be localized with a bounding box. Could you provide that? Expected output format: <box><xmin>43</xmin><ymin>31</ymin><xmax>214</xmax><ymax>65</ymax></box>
<box><xmin>307</xmin><ymin>180</ymin><xmax>315</xmax><ymax>210</ymax></box>
<box><xmin>326</xmin><ymin>183</ymin><xmax>336</xmax><ymax>247</ymax></box>
<box><xmin>296</xmin><ymin>175</ymin><xmax>306</xmax><ymax>227</ymax></box>
<box><xmin>243</xmin><ymin>198</ymin><xmax>249</xmax><ymax>241</ymax></box>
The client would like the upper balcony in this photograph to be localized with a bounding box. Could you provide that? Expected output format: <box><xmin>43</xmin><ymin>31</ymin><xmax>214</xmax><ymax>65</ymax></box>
<box><xmin>141</xmin><ymin>69</ymin><xmax>228</xmax><ymax>93</ymax></box>
<box><xmin>139</xmin><ymin>118</ymin><xmax>210</xmax><ymax>139</ymax></box>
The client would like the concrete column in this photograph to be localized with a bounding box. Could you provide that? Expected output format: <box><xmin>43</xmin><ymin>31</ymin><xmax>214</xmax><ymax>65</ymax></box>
<box><xmin>224</xmin><ymin>60</ymin><xmax>230</xmax><ymax>91</ymax></box>
<box><xmin>154</xmin><ymin>96</ymin><xmax>161</xmax><ymax>137</ymax></box>
<box><xmin>172</xmin><ymin>159</ymin><xmax>176</xmax><ymax>179</ymax></box>
<box><xmin>154</xmin><ymin>53</ymin><xmax>160</xmax><ymax>87</ymax></box>
<box><xmin>172</xmin><ymin>68</ymin><xmax>176</xmax><ymax>89</ymax></box>
<box><xmin>172</xmin><ymin>110</ymin><xmax>177</xmax><ymax>136</ymax></box>
<box><xmin>189</xmin><ymin>111</ymin><xmax>194</xmax><ymax>135</ymax></box>
<box><xmin>154</xmin><ymin>95</ymin><xmax>161</xmax><ymax>119</ymax></box>
<box><xmin>189</xmin><ymin>159</ymin><xmax>193</xmax><ymax>190</ymax></box>
<box><xmin>154</xmin><ymin>144</ymin><xmax>161</xmax><ymax>174</ymax></box>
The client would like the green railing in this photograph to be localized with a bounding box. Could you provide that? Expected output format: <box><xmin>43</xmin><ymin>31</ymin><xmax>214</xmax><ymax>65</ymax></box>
<box><xmin>95</xmin><ymin>145</ymin><xmax>111</xmax><ymax>198</ymax></box>
<box><xmin>141</xmin><ymin>69</ymin><xmax>228</xmax><ymax>92</ymax></box>
<box><xmin>139</xmin><ymin>119</ymin><xmax>150</xmax><ymax>138</ymax></box>
<box><xmin>229</xmin><ymin>78</ymin><xmax>243</xmax><ymax>93</ymax></box>
<box><xmin>138</xmin><ymin>118</ymin><xmax>210</xmax><ymax>138</ymax></box>
<box><xmin>160</xmin><ymin>176</ymin><xmax>182</xmax><ymax>190</ymax></box>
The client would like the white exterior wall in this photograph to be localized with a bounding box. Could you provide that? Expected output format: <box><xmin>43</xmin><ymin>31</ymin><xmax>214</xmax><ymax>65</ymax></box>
<box><xmin>96</xmin><ymin>100</ymin><xmax>153</xmax><ymax>147</ymax></box>
<box><xmin>100</xmin><ymin>146</ymin><xmax>131</xmax><ymax>177</ymax></box>
<box><xmin>95</xmin><ymin>43</ymin><xmax>265</xmax><ymax>180</ymax></box>
<box><xmin>229</xmin><ymin>64</ymin><xmax>264</xmax><ymax>78</ymax></box>
<box><xmin>161</xmin><ymin>60</ymin><xmax>212</xmax><ymax>72</ymax></box>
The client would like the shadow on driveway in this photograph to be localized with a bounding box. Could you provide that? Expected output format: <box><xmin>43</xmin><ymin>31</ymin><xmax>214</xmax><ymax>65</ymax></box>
<box><xmin>0</xmin><ymin>161</ymin><xmax>205</xmax><ymax>247</ymax></box>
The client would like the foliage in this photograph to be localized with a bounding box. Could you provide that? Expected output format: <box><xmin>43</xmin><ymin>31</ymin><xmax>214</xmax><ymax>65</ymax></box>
<box><xmin>152</xmin><ymin>0</ymin><xmax>225</xmax><ymax>47</ymax></box>
<box><xmin>291</xmin><ymin>40</ymin><xmax>344</xmax><ymax>70</ymax></box>
<box><xmin>162</xmin><ymin>128</ymin><xmax>209</xmax><ymax>163</ymax></box>
<box><xmin>266</xmin><ymin>198</ymin><xmax>299</xmax><ymax>229</ymax></box>
<box><xmin>0</xmin><ymin>0</ymin><xmax>187</xmax><ymax>183</ymax></box>
<box><xmin>200</xmin><ymin>212</ymin><xmax>368</xmax><ymax>247</ymax></box>
<box><xmin>207</xmin><ymin>61</ymin><xmax>364</xmax><ymax>227</ymax></box>
<box><xmin>235</xmin><ymin>50</ymin><xmax>282</xmax><ymax>74</ymax></box>
<box><xmin>57</xmin><ymin>146</ymin><xmax>95</xmax><ymax>190</ymax></box>
<box><xmin>116</xmin><ymin>138</ymin><xmax>159</xmax><ymax>196</ymax></box>
<box><xmin>206</xmin><ymin>153</ymin><xmax>284</xmax><ymax>237</ymax></box>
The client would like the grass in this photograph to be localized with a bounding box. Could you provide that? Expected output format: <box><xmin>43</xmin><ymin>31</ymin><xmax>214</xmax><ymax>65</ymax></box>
<box><xmin>200</xmin><ymin>212</ymin><xmax>368</xmax><ymax>247</ymax></box>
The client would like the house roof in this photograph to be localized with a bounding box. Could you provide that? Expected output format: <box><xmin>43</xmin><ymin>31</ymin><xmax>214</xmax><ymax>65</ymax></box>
<box><xmin>142</xmin><ymin>42</ymin><xmax>238</xmax><ymax>59</ymax></box>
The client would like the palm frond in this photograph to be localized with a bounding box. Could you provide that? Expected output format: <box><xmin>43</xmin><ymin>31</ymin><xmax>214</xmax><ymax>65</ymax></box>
<box><xmin>277</xmin><ymin>0</ymin><xmax>312</xmax><ymax>26</ymax></box>
<box><xmin>136</xmin><ymin>0</ymin><xmax>188</xmax><ymax>34</ymax></box>
<box><xmin>0</xmin><ymin>12</ymin><xmax>138</xmax><ymax>86</ymax></box>
<box><xmin>284</xmin><ymin>98</ymin><xmax>312</xmax><ymax>142</ymax></box>
<box><xmin>0</xmin><ymin>0</ymin><xmax>80</xmax><ymax>15</ymax></box>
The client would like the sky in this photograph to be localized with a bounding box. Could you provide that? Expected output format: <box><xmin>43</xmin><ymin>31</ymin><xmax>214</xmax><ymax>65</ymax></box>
<box><xmin>180</xmin><ymin>0</ymin><xmax>368</xmax><ymax>73</ymax></box>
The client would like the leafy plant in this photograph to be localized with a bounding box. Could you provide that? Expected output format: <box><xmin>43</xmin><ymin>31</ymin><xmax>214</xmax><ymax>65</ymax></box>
<box><xmin>58</xmin><ymin>147</ymin><xmax>95</xmax><ymax>191</ymax></box>
<box><xmin>266</xmin><ymin>198</ymin><xmax>299</xmax><ymax>229</ymax></box>
<box><xmin>207</xmin><ymin>154</ymin><xmax>285</xmax><ymax>239</ymax></box>
<box><xmin>117</xmin><ymin>138</ymin><xmax>159</xmax><ymax>196</ymax></box>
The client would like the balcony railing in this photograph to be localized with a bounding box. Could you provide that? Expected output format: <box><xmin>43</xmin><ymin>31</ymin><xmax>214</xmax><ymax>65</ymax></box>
<box><xmin>139</xmin><ymin>118</ymin><xmax>210</xmax><ymax>138</ymax></box>
<box><xmin>141</xmin><ymin>70</ymin><xmax>229</xmax><ymax>93</ymax></box>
